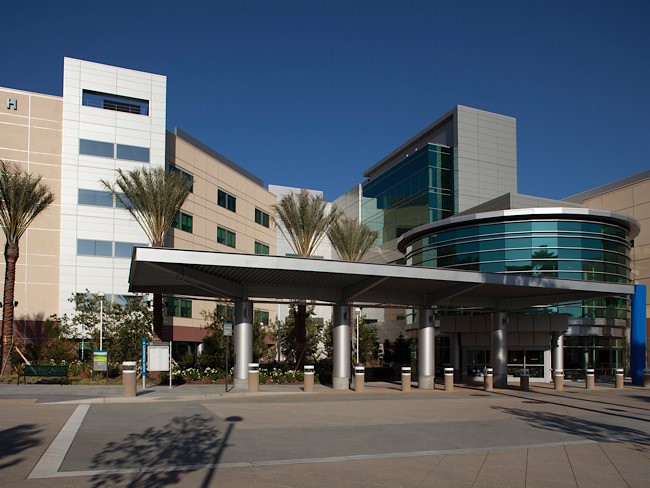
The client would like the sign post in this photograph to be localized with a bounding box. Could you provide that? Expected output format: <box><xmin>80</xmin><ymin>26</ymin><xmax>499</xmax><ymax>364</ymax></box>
<box><xmin>224</xmin><ymin>322</ymin><xmax>233</xmax><ymax>392</ymax></box>
<box><xmin>141</xmin><ymin>338</ymin><xmax>147</xmax><ymax>389</ymax></box>
<box><xmin>93</xmin><ymin>350</ymin><xmax>108</xmax><ymax>382</ymax></box>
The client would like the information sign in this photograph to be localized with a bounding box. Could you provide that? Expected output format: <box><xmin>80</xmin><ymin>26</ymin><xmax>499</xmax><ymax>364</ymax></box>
<box><xmin>224</xmin><ymin>322</ymin><xmax>233</xmax><ymax>336</ymax></box>
<box><xmin>93</xmin><ymin>350</ymin><xmax>108</xmax><ymax>372</ymax></box>
<box><xmin>147</xmin><ymin>341</ymin><xmax>170</xmax><ymax>372</ymax></box>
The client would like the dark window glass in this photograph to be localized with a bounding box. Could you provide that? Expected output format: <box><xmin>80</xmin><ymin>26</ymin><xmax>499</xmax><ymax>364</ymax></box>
<box><xmin>116</xmin><ymin>144</ymin><xmax>150</xmax><ymax>162</ymax></box>
<box><xmin>77</xmin><ymin>239</ymin><xmax>112</xmax><ymax>257</ymax></box>
<box><xmin>255</xmin><ymin>208</ymin><xmax>270</xmax><ymax>227</ymax></box>
<box><xmin>78</xmin><ymin>189</ymin><xmax>113</xmax><ymax>207</ymax></box>
<box><xmin>167</xmin><ymin>165</ymin><xmax>193</xmax><ymax>192</ymax></box>
<box><xmin>217</xmin><ymin>189</ymin><xmax>236</xmax><ymax>212</ymax></box>
<box><xmin>172</xmin><ymin>212</ymin><xmax>193</xmax><ymax>233</ymax></box>
<box><xmin>79</xmin><ymin>139</ymin><xmax>114</xmax><ymax>158</ymax></box>
<box><xmin>255</xmin><ymin>241</ymin><xmax>270</xmax><ymax>255</ymax></box>
<box><xmin>167</xmin><ymin>298</ymin><xmax>192</xmax><ymax>318</ymax></box>
<box><xmin>217</xmin><ymin>227</ymin><xmax>236</xmax><ymax>248</ymax></box>
<box><xmin>115</xmin><ymin>242</ymin><xmax>146</xmax><ymax>258</ymax></box>
<box><xmin>82</xmin><ymin>89</ymin><xmax>149</xmax><ymax>115</ymax></box>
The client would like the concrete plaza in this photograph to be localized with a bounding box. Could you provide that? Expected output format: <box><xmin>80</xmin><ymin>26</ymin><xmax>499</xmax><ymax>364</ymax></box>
<box><xmin>1</xmin><ymin>380</ymin><xmax>650</xmax><ymax>487</ymax></box>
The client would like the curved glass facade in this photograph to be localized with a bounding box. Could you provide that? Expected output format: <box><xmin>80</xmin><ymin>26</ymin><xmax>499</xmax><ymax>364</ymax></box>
<box><xmin>403</xmin><ymin>218</ymin><xmax>633</xmax><ymax>319</ymax></box>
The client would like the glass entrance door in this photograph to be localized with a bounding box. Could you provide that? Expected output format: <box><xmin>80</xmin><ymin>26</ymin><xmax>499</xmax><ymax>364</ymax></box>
<box><xmin>507</xmin><ymin>349</ymin><xmax>545</xmax><ymax>378</ymax></box>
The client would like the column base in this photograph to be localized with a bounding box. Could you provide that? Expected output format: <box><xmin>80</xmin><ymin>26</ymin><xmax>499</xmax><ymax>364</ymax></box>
<box><xmin>493</xmin><ymin>373</ymin><xmax>507</xmax><ymax>389</ymax></box>
<box><xmin>333</xmin><ymin>376</ymin><xmax>350</xmax><ymax>390</ymax></box>
<box><xmin>234</xmin><ymin>378</ymin><xmax>248</xmax><ymax>390</ymax></box>
<box><xmin>418</xmin><ymin>375</ymin><xmax>434</xmax><ymax>389</ymax></box>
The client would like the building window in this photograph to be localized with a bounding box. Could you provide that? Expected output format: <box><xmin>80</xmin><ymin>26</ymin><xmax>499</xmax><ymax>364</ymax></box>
<box><xmin>254</xmin><ymin>241</ymin><xmax>270</xmax><ymax>255</ymax></box>
<box><xmin>168</xmin><ymin>165</ymin><xmax>193</xmax><ymax>192</ymax></box>
<box><xmin>78</xmin><ymin>189</ymin><xmax>113</xmax><ymax>207</ymax></box>
<box><xmin>116</xmin><ymin>144</ymin><xmax>150</xmax><ymax>163</ymax></box>
<box><xmin>114</xmin><ymin>242</ymin><xmax>145</xmax><ymax>258</ymax></box>
<box><xmin>217</xmin><ymin>227</ymin><xmax>236</xmax><ymax>248</ymax></box>
<box><xmin>167</xmin><ymin>297</ymin><xmax>192</xmax><ymax>318</ymax></box>
<box><xmin>82</xmin><ymin>89</ymin><xmax>149</xmax><ymax>116</ymax></box>
<box><xmin>77</xmin><ymin>239</ymin><xmax>112</xmax><ymax>257</ymax></box>
<box><xmin>216</xmin><ymin>303</ymin><xmax>234</xmax><ymax>318</ymax></box>
<box><xmin>255</xmin><ymin>208</ymin><xmax>270</xmax><ymax>228</ymax></box>
<box><xmin>172</xmin><ymin>212</ymin><xmax>193</xmax><ymax>233</ymax></box>
<box><xmin>217</xmin><ymin>189</ymin><xmax>236</xmax><ymax>212</ymax></box>
<box><xmin>79</xmin><ymin>139</ymin><xmax>114</xmax><ymax>158</ymax></box>
<box><xmin>254</xmin><ymin>309</ymin><xmax>270</xmax><ymax>326</ymax></box>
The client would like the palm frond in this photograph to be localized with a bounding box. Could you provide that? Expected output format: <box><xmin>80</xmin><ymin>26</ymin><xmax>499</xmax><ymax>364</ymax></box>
<box><xmin>327</xmin><ymin>215</ymin><xmax>379</xmax><ymax>261</ymax></box>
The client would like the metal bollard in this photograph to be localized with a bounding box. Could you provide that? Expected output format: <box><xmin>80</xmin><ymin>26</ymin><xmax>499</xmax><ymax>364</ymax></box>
<box><xmin>303</xmin><ymin>365</ymin><xmax>314</xmax><ymax>392</ymax></box>
<box><xmin>444</xmin><ymin>367</ymin><xmax>454</xmax><ymax>392</ymax></box>
<box><xmin>248</xmin><ymin>363</ymin><xmax>259</xmax><ymax>393</ymax></box>
<box><xmin>484</xmin><ymin>368</ymin><xmax>493</xmax><ymax>392</ymax></box>
<box><xmin>401</xmin><ymin>367</ymin><xmax>411</xmax><ymax>392</ymax></box>
<box><xmin>586</xmin><ymin>368</ymin><xmax>595</xmax><ymax>390</ymax></box>
<box><xmin>354</xmin><ymin>366</ymin><xmax>365</xmax><ymax>392</ymax></box>
<box><xmin>520</xmin><ymin>369</ymin><xmax>530</xmax><ymax>391</ymax></box>
<box><xmin>122</xmin><ymin>361</ymin><xmax>137</xmax><ymax>397</ymax></box>
<box><xmin>554</xmin><ymin>369</ymin><xmax>564</xmax><ymax>391</ymax></box>
<box><xmin>644</xmin><ymin>369</ymin><xmax>650</xmax><ymax>388</ymax></box>
<box><xmin>615</xmin><ymin>368</ymin><xmax>624</xmax><ymax>389</ymax></box>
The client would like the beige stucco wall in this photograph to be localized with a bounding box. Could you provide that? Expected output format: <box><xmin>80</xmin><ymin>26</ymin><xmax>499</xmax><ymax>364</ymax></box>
<box><xmin>579</xmin><ymin>176</ymin><xmax>650</xmax><ymax>318</ymax></box>
<box><xmin>164</xmin><ymin>132</ymin><xmax>277</xmax><ymax>340</ymax></box>
<box><xmin>0</xmin><ymin>88</ymin><xmax>62</xmax><ymax>333</ymax></box>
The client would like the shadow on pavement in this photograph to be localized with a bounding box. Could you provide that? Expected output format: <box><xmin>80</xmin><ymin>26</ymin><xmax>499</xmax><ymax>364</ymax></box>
<box><xmin>89</xmin><ymin>413</ymin><xmax>242</xmax><ymax>488</ymax></box>
<box><xmin>492</xmin><ymin>406</ymin><xmax>650</xmax><ymax>446</ymax></box>
<box><xmin>0</xmin><ymin>424</ymin><xmax>43</xmax><ymax>470</ymax></box>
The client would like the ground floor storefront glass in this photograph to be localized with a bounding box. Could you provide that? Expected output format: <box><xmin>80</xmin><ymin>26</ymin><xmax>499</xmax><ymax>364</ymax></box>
<box><xmin>563</xmin><ymin>336</ymin><xmax>624</xmax><ymax>379</ymax></box>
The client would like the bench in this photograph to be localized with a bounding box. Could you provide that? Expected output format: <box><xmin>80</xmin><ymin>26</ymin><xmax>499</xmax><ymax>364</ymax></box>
<box><xmin>19</xmin><ymin>364</ymin><xmax>69</xmax><ymax>385</ymax></box>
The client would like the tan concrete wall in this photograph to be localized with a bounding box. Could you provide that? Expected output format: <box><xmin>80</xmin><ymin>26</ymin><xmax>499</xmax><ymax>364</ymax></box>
<box><xmin>580</xmin><ymin>177</ymin><xmax>650</xmax><ymax>320</ymax></box>
<box><xmin>164</xmin><ymin>132</ymin><xmax>277</xmax><ymax>339</ymax></box>
<box><xmin>0</xmin><ymin>88</ymin><xmax>62</xmax><ymax>335</ymax></box>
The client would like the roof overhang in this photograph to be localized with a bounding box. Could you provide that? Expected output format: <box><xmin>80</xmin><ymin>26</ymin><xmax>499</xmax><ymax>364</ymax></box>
<box><xmin>128</xmin><ymin>247</ymin><xmax>634</xmax><ymax>310</ymax></box>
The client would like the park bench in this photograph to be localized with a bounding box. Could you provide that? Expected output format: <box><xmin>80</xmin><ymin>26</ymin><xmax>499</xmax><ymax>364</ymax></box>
<box><xmin>18</xmin><ymin>364</ymin><xmax>69</xmax><ymax>385</ymax></box>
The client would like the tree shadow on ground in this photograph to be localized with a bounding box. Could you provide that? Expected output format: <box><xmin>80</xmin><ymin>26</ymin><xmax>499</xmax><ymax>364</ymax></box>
<box><xmin>0</xmin><ymin>424</ymin><xmax>43</xmax><ymax>470</ymax></box>
<box><xmin>492</xmin><ymin>406</ymin><xmax>650</xmax><ymax>446</ymax></box>
<box><xmin>89</xmin><ymin>414</ymin><xmax>242</xmax><ymax>488</ymax></box>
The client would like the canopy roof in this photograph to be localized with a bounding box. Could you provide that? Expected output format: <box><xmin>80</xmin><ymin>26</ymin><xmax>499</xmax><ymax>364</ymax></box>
<box><xmin>128</xmin><ymin>247</ymin><xmax>634</xmax><ymax>310</ymax></box>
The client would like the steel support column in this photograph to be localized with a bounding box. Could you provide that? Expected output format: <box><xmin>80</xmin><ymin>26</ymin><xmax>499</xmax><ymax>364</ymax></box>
<box><xmin>333</xmin><ymin>304</ymin><xmax>351</xmax><ymax>390</ymax></box>
<box><xmin>491</xmin><ymin>312</ymin><xmax>508</xmax><ymax>388</ymax></box>
<box><xmin>552</xmin><ymin>332</ymin><xmax>564</xmax><ymax>373</ymax></box>
<box><xmin>418</xmin><ymin>308</ymin><xmax>435</xmax><ymax>389</ymax></box>
<box><xmin>234</xmin><ymin>300</ymin><xmax>253</xmax><ymax>389</ymax></box>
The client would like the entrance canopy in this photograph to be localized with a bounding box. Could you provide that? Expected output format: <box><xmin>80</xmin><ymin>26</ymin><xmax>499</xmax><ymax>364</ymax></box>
<box><xmin>128</xmin><ymin>247</ymin><xmax>634</xmax><ymax>309</ymax></box>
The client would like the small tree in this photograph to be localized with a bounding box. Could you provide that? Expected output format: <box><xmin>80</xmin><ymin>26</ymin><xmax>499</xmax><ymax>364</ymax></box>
<box><xmin>278</xmin><ymin>305</ymin><xmax>322</xmax><ymax>364</ymax></box>
<box><xmin>0</xmin><ymin>160</ymin><xmax>55</xmax><ymax>375</ymax></box>
<box><xmin>327</xmin><ymin>215</ymin><xmax>378</xmax><ymax>262</ymax></box>
<box><xmin>102</xmin><ymin>167</ymin><xmax>192</xmax><ymax>339</ymax></box>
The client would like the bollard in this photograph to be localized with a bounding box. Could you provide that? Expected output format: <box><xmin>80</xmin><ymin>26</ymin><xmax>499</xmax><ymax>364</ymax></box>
<box><xmin>401</xmin><ymin>367</ymin><xmax>411</xmax><ymax>392</ymax></box>
<box><xmin>520</xmin><ymin>369</ymin><xmax>530</xmax><ymax>391</ymax></box>
<box><xmin>444</xmin><ymin>367</ymin><xmax>454</xmax><ymax>392</ymax></box>
<box><xmin>644</xmin><ymin>369</ymin><xmax>650</xmax><ymax>388</ymax></box>
<box><xmin>122</xmin><ymin>361</ymin><xmax>137</xmax><ymax>397</ymax></box>
<box><xmin>554</xmin><ymin>369</ymin><xmax>564</xmax><ymax>391</ymax></box>
<box><xmin>304</xmin><ymin>365</ymin><xmax>315</xmax><ymax>392</ymax></box>
<box><xmin>615</xmin><ymin>368</ymin><xmax>624</xmax><ymax>389</ymax></box>
<box><xmin>484</xmin><ymin>368</ymin><xmax>493</xmax><ymax>392</ymax></box>
<box><xmin>586</xmin><ymin>368</ymin><xmax>595</xmax><ymax>390</ymax></box>
<box><xmin>354</xmin><ymin>366</ymin><xmax>365</xmax><ymax>392</ymax></box>
<box><xmin>248</xmin><ymin>363</ymin><xmax>259</xmax><ymax>393</ymax></box>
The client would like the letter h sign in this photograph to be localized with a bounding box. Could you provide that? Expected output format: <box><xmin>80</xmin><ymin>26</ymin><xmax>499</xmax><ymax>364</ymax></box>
<box><xmin>6</xmin><ymin>98</ymin><xmax>17</xmax><ymax>110</ymax></box>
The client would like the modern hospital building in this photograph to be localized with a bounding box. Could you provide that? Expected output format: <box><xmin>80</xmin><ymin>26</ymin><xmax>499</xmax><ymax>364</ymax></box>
<box><xmin>1</xmin><ymin>58</ymin><xmax>647</xmax><ymax>385</ymax></box>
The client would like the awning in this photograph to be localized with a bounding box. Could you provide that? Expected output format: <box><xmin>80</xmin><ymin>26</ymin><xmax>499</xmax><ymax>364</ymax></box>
<box><xmin>128</xmin><ymin>247</ymin><xmax>634</xmax><ymax>310</ymax></box>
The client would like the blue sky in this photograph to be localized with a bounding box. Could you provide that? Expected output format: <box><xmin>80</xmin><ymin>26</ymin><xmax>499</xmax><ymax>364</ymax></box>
<box><xmin>4</xmin><ymin>1</ymin><xmax>649</xmax><ymax>201</ymax></box>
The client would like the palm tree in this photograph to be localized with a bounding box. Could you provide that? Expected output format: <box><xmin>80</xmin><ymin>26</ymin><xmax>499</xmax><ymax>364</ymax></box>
<box><xmin>0</xmin><ymin>161</ymin><xmax>54</xmax><ymax>375</ymax></box>
<box><xmin>273</xmin><ymin>189</ymin><xmax>340</xmax><ymax>366</ymax></box>
<box><xmin>327</xmin><ymin>215</ymin><xmax>378</xmax><ymax>262</ymax></box>
<box><xmin>102</xmin><ymin>167</ymin><xmax>192</xmax><ymax>339</ymax></box>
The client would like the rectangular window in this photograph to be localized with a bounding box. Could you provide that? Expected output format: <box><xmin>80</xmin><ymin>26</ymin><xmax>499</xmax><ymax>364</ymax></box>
<box><xmin>217</xmin><ymin>189</ymin><xmax>236</xmax><ymax>212</ymax></box>
<box><xmin>168</xmin><ymin>165</ymin><xmax>193</xmax><ymax>192</ymax></box>
<box><xmin>77</xmin><ymin>239</ymin><xmax>112</xmax><ymax>257</ymax></box>
<box><xmin>82</xmin><ymin>89</ymin><xmax>149</xmax><ymax>116</ymax></box>
<box><xmin>79</xmin><ymin>139</ymin><xmax>114</xmax><ymax>158</ymax></box>
<box><xmin>78</xmin><ymin>189</ymin><xmax>113</xmax><ymax>207</ymax></box>
<box><xmin>167</xmin><ymin>297</ymin><xmax>192</xmax><ymax>318</ymax></box>
<box><xmin>217</xmin><ymin>227</ymin><xmax>236</xmax><ymax>248</ymax></box>
<box><xmin>255</xmin><ymin>208</ymin><xmax>270</xmax><ymax>228</ymax></box>
<box><xmin>216</xmin><ymin>303</ymin><xmax>234</xmax><ymax>318</ymax></box>
<box><xmin>115</xmin><ymin>193</ymin><xmax>131</xmax><ymax>209</ymax></box>
<box><xmin>116</xmin><ymin>144</ymin><xmax>150</xmax><ymax>163</ymax></box>
<box><xmin>254</xmin><ymin>241</ymin><xmax>270</xmax><ymax>255</ymax></box>
<box><xmin>114</xmin><ymin>242</ymin><xmax>146</xmax><ymax>258</ymax></box>
<box><xmin>172</xmin><ymin>212</ymin><xmax>193</xmax><ymax>233</ymax></box>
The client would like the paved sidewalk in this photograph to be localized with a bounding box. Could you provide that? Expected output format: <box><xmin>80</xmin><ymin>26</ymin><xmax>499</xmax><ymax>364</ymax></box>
<box><xmin>1</xmin><ymin>381</ymin><xmax>649</xmax><ymax>487</ymax></box>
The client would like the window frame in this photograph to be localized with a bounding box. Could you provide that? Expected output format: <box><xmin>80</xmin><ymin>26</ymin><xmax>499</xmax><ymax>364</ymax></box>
<box><xmin>217</xmin><ymin>189</ymin><xmax>237</xmax><ymax>213</ymax></box>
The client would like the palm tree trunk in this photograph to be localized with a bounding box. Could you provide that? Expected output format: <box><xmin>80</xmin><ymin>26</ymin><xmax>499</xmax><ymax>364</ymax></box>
<box><xmin>1</xmin><ymin>242</ymin><xmax>18</xmax><ymax>376</ymax></box>
<box><xmin>151</xmin><ymin>240</ymin><xmax>165</xmax><ymax>341</ymax></box>
<box><xmin>295</xmin><ymin>301</ymin><xmax>307</xmax><ymax>368</ymax></box>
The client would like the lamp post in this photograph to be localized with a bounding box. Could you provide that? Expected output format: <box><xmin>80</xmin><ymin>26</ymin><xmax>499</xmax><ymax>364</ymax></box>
<box><xmin>355</xmin><ymin>307</ymin><xmax>361</xmax><ymax>364</ymax></box>
<box><xmin>98</xmin><ymin>292</ymin><xmax>105</xmax><ymax>350</ymax></box>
